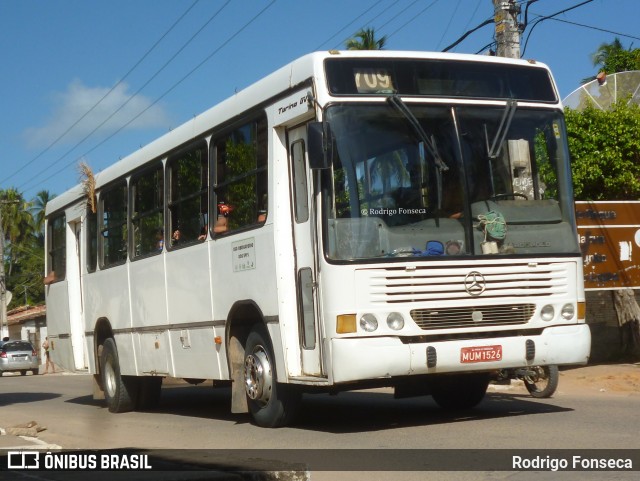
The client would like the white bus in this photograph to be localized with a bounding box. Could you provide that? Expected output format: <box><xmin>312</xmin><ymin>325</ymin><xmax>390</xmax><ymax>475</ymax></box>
<box><xmin>45</xmin><ymin>50</ymin><xmax>591</xmax><ymax>427</ymax></box>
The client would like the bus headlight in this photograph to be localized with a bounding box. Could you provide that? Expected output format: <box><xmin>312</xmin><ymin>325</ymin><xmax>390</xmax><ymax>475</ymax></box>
<box><xmin>561</xmin><ymin>303</ymin><xmax>575</xmax><ymax>320</ymax></box>
<box><xmin>360</xmin><ymin>313</ymin><xmax>378</xmax><ymax>332</ymax></box>
<box><xmin>387</xmin><ymin>312</ymin><xmax>404</xmax><ymax>330</ymax></box>
<box><xmin>541</xmin><ymin>304</ymin><xmax>555</xmax><ymax>321</ymax></box>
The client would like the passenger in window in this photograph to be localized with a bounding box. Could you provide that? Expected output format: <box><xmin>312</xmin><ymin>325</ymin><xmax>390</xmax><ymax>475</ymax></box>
<box><xmin>257</xmin><ymin>194</ymin><xmax>267</xmax><ymax>223</ymax></box>
<box><xmin>198</xmin><ymin>226</ymin><xmax>207</xmax><ymax>241</ymax></box>
<box><xmin>214</xmin><ymin>202</ymin><xmax>232</xmax><ymax>233</ymax></box>
<box><xmin>172</xmin><ymin>229</ymin><xmax>182</xmax><ymax>245</ymax></box>
<box><xmin>43</xmin><ymin>271</ymin><xmax>57</xmax><ymax>285</ymax></box>
<box><xmin>156</xmin><ymin>229</ymin><xmax>165</xmax><ymax>251</ymax></box>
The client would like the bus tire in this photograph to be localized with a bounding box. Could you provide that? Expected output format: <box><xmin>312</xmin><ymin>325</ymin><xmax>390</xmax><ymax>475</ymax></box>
<box><xmin>100</xmin><ymin>338</ymin><xmax>138</xmax><ymax>413</ymax></box>
<box><xmin>137</xmin><ymin>377</ymin><xmax>163</xmax><ymax>410</ymax></box>
<box><xmin>431</xmin><ymin>373</ymin><xmax>490</xmax><ymax>410</ymax></box>
<box><xmin>243</xmin><ymin>325</ymin><xmax>300</xmax><ymax>427</ymax></box>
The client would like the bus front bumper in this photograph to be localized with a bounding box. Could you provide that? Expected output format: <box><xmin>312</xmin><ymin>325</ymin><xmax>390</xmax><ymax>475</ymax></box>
<box><xmin>329</xmin><ymin>324</ymin><xmax>591</xmax><ymax>384</ymax></box>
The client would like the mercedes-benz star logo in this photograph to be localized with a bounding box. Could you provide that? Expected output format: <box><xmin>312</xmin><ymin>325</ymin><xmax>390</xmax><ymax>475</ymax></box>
<box><xmin>464</xmin><ymin>271</ymin><xmax>486</xmax><ymax>296</ymax></box>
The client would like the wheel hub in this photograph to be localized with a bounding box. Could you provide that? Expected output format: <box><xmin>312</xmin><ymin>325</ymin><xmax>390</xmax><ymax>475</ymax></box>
<box><xmin>244</xmin><ymin>346</ymin><xmax>273</xmax><ymax>405</ymax></box>
<box><xmin>104</xmin><ymin>362</ymin><xmax>117</xmax><ymax>398</ymax></box>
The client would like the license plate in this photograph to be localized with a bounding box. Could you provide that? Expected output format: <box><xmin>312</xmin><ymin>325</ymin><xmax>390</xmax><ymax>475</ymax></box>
<box><xmin>460</xmin><ymin>345</ymin><xmax>502</xmax><ymax>363</ymax></box>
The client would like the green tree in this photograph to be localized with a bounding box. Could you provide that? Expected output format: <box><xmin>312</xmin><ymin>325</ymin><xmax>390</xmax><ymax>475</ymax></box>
<box><xmin>0</xmin><ymin>188</ymin><xmax>48</xmax><ymax>308</ymax></box>
<box><xmin>565</xmin><ymin>101</ymin><xmax>640</xmax><ymax>200</ymax></box>
<box><xmin>30</xmin><ymin>189</ymin><xmax>54</xmax><ymax>239</ymax></box>
<box><xmin>6</xmin><ymin>235</ymin><xmax>44</xmax><ymax>309</ymax></box>
<box><xmin>583</xmin><ymin>38</ymin><xmax>640</xmax><ymax>83</ymax></box>
<box><xmin>346</xmin><ymin>28</ymin><xmax>387</xmax><ymax>50</ymax></box>
<box><xmin>0</xmin><ymin>188</ymin><xmax>34</xmax><ymax>277</ymax></box>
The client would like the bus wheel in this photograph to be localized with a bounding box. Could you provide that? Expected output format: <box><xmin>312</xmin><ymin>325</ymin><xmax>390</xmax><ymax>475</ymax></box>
<box><xmin>243</xmin><ymin>326</ymin><xmax>300</xmax><ymax>427</ymax></box>
<box><xmin>430</xmin><ymin>373</ymin><xmax>490</xmax><ymax>410</ymax></box>
<box><xmin>100</xmin><ymin>338</ymin><xmax>138</xmax><ymax>413</ymax></box>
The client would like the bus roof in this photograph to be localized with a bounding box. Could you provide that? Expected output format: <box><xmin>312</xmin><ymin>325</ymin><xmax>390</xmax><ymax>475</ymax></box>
<box><xmin>45</xmin><ymin>50</ymin><xmax>553</xmax><ymax>216</ymax></box>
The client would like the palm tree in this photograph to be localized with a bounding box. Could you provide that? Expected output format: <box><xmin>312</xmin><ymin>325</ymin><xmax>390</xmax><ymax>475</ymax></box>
<box><xmin>582</xmin><ymin>38</ymin><xmax>640</xmax><ymax>83</ymax></box>
<box><xmin>346</xmin><ymin>28</ymin><xmax>387</xmax><ymax>50</ymax></box>
<box><xmin>0</xmin><ymin>188</ymin><xmax>34</xmax><ymax>276</ymax></box>
<box><xmin>30</xmin><ymin>189</ymin><xmax>54</xmax><ymax>238</ymax></box>
<box><xmin>591</xmin><ymin>38</ymin><xmax>626</xmax><ymax>70</ymax></box>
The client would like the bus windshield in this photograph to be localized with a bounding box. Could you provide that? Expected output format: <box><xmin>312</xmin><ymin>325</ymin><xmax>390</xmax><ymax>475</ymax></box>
<box><xmin>323</xmin><ymin>102</ymin><xmax>579</xmax><ymax>261</ymax></box>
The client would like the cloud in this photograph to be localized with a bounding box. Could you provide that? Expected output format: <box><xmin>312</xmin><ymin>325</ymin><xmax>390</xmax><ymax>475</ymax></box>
<box><xmin>24</xmin><ymin>80</ymin><xmax>172</xmax><ymax>148</ymax></box>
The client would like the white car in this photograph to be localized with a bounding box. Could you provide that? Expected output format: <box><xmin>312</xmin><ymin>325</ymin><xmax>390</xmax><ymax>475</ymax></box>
<box><xmin>0</xmin><ymin>340</ymin><xmax>39</xmax><ymax>376</ymax></box>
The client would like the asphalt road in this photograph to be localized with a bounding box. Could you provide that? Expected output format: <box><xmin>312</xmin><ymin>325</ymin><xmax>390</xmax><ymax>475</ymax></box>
<box><xmin>0</xmin><ymin>368</ymin><xmax>638</xmax><ymax>480</ymax></box>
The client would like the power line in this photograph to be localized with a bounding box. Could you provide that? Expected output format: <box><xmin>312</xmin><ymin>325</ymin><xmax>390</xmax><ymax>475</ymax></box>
<box><xmin>21</xmin><ymin>1</ymin><xmax>277</xmax><ymax>193</ymax></box>
<box><xmin>442</xmin><ymin>17</ymin><xmax>494</xmax><ymax>53</ymax></box>
<box><xmin>19</xmin><ymin>0</ymin><xmax>234</xmax><ymax>193</ymax></box>
<box><xmin>521</xmin><ymin>0</ymin><xmax>595</xmax><ymax>56</ymax></box>
<box><xmin>313</xmin><ymin>0</ymin><xmax>386</xmax><ymax>51</ymax></box>
<box><xmin>542</xmin><ymin>16</ymin><xmax>640</xmax><ymax>43</ymax></box>
<box><xmin>386</xmin><ymin>0</ymin><xmax>441</xmax><ymax>41</ymax></box>
<box><xmin>457</xmin><ymin>0</ymin><xmax>483</xmax><ymax>50</ymax></box>
<box><xmin>359</xmin><ymin>0</ymin><xmax>403</xmax><ymax>34</ymax></box>
<box><xmin>1</xmin><ymin>0</ymin><xmax>201</xmax><ymax>187</ymax></box>
<box><xmin>377</xmin><ymin>0</ymin><xmax>422</xmax><ymax>34</ymax></box>
<box><xmin>436</xmin><ymin>0</ymin><xmax>462</xmax><ymax>51</ymax></box>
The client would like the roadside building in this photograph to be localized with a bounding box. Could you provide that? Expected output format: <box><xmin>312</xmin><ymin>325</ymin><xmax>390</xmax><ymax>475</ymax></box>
<box><xmin>6</xmin><ymin>305</ymin><xmax>47</xmax><ymax>361</ymax></box>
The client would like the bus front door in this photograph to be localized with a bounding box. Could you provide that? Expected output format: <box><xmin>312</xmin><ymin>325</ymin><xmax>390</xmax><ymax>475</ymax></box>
<box><xmin>288</xmin><ymin>126</ymin><xmax>324</xmax><ymax>377</ymax></box>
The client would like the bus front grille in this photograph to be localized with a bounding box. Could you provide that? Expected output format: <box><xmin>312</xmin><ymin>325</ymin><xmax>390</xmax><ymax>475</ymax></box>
<box><xmin>363</xmin><ymin>261</ymin><xmax>570</xmax><ymax>304</ymax></box>
<box><xmin>410</xmin><ymin>303</ymin><xmax>536</xmax><ymax>330</ymax></box>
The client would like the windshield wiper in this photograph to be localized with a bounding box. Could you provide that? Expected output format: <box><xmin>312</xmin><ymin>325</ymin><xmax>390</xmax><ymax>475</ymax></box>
<box><xmin>387</xmin><ymin>95</ymin><xmax>449</xmax><ymax>172</ymax></box>
<box><xmin>387</xmin><ymin>95</ymin><xmax>449</xmax><ymax>210</ymax></box>
<box><xmin>486</xmin><ymin>98</ymin><xmax>517</xmax><ymax>159</ymax></box>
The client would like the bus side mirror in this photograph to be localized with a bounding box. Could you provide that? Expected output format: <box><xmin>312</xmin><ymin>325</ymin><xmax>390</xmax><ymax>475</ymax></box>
<box><xmin>307</xmin><ymin>121</ymin><xmax>333</xmax><ymax>170</ymax></box>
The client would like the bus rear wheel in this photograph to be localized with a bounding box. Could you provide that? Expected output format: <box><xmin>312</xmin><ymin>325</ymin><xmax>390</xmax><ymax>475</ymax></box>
<box><xmin>430</xmin><ymin>373</ymin><xmax>490</xmax><ymax>410</ymax></box>
<box><xmin>100</xmin><ymin>338</ymin><xmax>138</xmax><ymax>413</ymax></box>
<box><xmin>243</xmin><ymin>325</ymin><xmax>300</xmax><ymax>427</ymax></box>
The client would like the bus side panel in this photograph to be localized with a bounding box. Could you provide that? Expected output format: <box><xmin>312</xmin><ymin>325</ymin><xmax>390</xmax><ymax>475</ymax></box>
<box><xmin>211</xmin><ymin>227</ymin><xmax>280</xmax><ymax>377</ymax></box>
<box><xmin>83</xmin><ymin>267</ymin><xmax>135</xmax><ymax>374</ymax></box>
<box><xmin>45</xmin><ymin>282</ymin><xmax>76</xmax><ymax>371</ymax></box>
<box><xmin>166</xmin><ymin>243</ymin><xmax>220</xmax><ymax>379</ymax></box>
<box><xmin>168</xmin><ymin>327</ymin><xmax>220</xmax><ymax>379</ymax></box>
<box><xmin>129</xmin><ymin>254</ymin><xmax>169</xmax><ymax>375</ymax></box>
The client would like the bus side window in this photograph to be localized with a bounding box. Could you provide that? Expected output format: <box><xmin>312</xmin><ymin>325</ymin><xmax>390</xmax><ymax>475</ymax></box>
<box><xmin>131</xmin><ymin>164</ymin><xmax>164</xmax><ymax>257</ymax></box>
<box><xmin>86</xmin><ymin>207</ymin><xmax>97</xmax><ymax>272</ymax></box>
<box><xmin>100</xmin><ymin>182</ymin><xmax>128</xmax><ymax>268</ymax></box>
<box><xmin>213</xmin><ymin>115</ymin><xmax>267</xmax><ymax>233</ymax></box>
<box><xmin>47</xmin><ymin>214</ymin><xmax>66</xmax><ymax>282</ymax></box>
<box><xmin>168</xmin><ymin>141</ymin><xmax>208</xmax><ymax>247</ymax></box>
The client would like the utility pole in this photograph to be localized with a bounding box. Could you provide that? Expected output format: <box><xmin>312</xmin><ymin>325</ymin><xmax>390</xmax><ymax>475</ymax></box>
<box><xmin>493</xmin><ymin>0</ymin><xmax>521</xmax><ymax>59</ymax></box>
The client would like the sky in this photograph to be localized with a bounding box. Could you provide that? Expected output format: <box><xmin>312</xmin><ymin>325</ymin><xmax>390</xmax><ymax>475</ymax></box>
<box><xmin>1</xmin><ymin>0</ymin><xmax>639</xmax><ymax>201</ymax></box>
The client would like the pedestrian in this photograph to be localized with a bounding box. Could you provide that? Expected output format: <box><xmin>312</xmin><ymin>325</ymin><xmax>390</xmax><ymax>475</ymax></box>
<box><xmin>42</xmin><ymin>337</ymin><xmax>55</xmax><ymax>374</ymax></box>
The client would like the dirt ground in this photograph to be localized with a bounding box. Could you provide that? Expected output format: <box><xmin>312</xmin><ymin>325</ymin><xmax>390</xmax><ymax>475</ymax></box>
<box><xmin>492</xmin><ymin>363</ymin><xmax>640</xmax><ymax>396</ymax></box>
